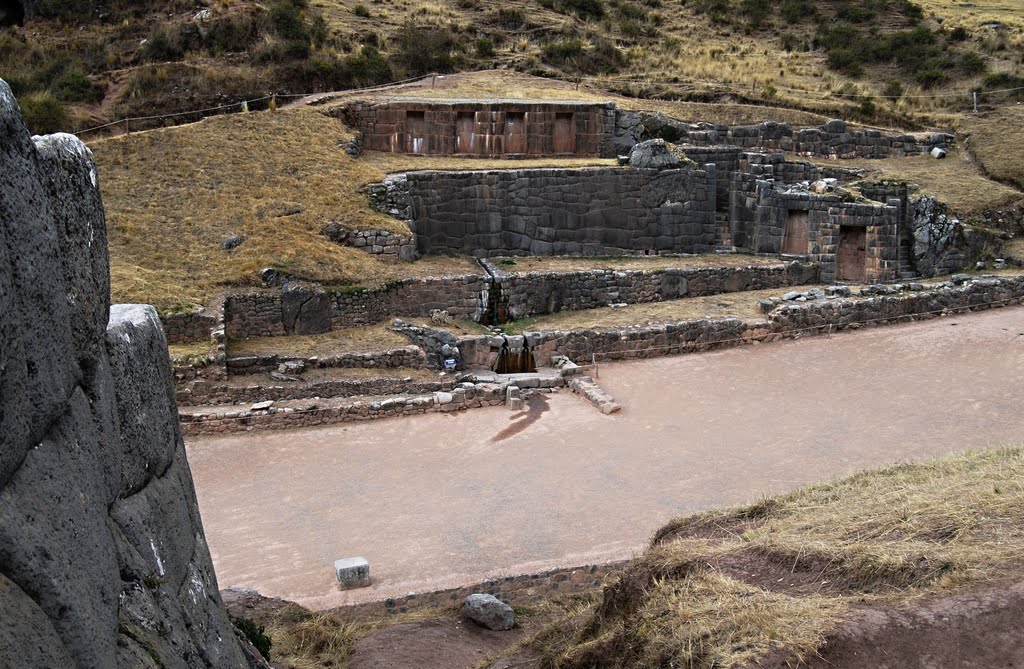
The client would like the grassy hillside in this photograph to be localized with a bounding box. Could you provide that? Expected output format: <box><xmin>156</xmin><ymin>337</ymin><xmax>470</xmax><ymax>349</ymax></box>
<box><xmin>513</xmin><ymin>446</ymin><xmax>1024</xmax><ymax>668</ymax></box>
<box><xmin>2</xmin><ymin>0</ymin><xmax>1022</xmax><ymax>135</ymax></box>
<box><xmin>92</xmin><ymin>108</ymin><xmax>475</xmax><ymax>310</ymax></box>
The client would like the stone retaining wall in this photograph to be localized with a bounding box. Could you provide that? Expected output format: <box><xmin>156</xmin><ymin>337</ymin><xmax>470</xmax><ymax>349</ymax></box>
<box><xmin>225</xmin><ymin>346</ymin><xmax>427</xmax><ymax>375</ymax></box>
<box><xmin>485</xmin><ymin>260</ymin><xmax>819</xmax><ymax>320</ymax></box>
<box><xmin>159</xmin><ymin>309</ymin><xmax>217</xmax><ymax>344</ymax></box>
<box><xmin>178</xmin><ymin>376</ymin><xmax>452</xmax><ymax>407</ymax></box>
<box><xmin>180</xmin><ymin>384</ymin><xmax>510</xmax><ymax>435</ymax></box>
<box><xmin>405</xmin><ymin>166</ymin><xmax>717</xmax><ymax>257</ymax></box>
<box><xmin>619</xmin><ymin>112</ymin><xmax>953</xmax><ymax>159</ymax></box>
<box><xmin>339</xmin><ymin>99</ymin><xmax>617</xmax><ymax>158</ymax></box>
<box><xmin>322</xmin><ymin>223</ymin><xmax>416</xmax><ymax>261</ymax></box>
<box><xmin>224</xmin><ymin>275</ymin><xmax>489</xmax><ymax>339</ymax></box>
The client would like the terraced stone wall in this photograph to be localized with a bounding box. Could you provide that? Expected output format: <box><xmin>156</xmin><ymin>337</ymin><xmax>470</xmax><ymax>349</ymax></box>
<box><xmin>341</xmin><ymin>100</ymin><xmax>617</xmax><ymax>157</ymax></box>
<box><xmin>406</xmin><ymin>166</ymin><xmax>718</xmax><ymax>257</ymax></box>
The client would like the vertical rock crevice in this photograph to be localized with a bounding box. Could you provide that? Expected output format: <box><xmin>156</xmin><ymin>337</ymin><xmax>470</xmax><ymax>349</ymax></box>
<box><xmin>0</xmin><ymin>78</ymin><xmax>262</xmax><ymax>668</ymax></box>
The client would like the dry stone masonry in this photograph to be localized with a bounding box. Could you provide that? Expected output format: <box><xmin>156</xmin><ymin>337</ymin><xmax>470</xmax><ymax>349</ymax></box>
<box><xmin>0</xmin><ymin>79</ymin><xmax>262</xmax><ymax>669</ymax></box>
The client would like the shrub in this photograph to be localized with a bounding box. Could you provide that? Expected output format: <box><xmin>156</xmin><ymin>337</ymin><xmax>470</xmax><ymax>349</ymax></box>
<box><xmin>347</xmin><ymin>45</ymin><xmax>392</xmax><ymax>86</ymax></box>
<box><xmin>740</xmin><ymin>0</ymin><xmax>771</xmax><ymax>28</ymax></box>
<box><xmin>691</xmin><ymin>0</ymin><xmax>732</xmax><ymax>24</ymax></box>
<box><xmin>18</xmin><ymin>92</ymin><xmax>67</xmax><ymax>134</ymax></box>
<box><xmin>231</xmin><ymin>617</ymin><xmax>272</xmax><ymax>661</ymax></box>
<box><xmin>141</xmin><ymin>24</ymin><xmax>186</xmax><ymax>61</ymax></box>
<box><xmin>269</xmin><ymin>0</ymin><xmax>309</xmax><ymax>42</ymax></box>
<box><xmin>882</xmin><ymin>79</ymin><xmax>903</xmax><ymax>99</ymax></box>
<box><xmin>51</xmin><ymin>68</ymin><xmax>103</xmax><ymax>103</ymax></box>
<box><xmin>779</xmin><ymin>0</ymin><xmax>814</xmax><ymax>24</ymax></box>
<box><xmin>352</xmin><ymin>3</ymin><xmax>370</xmax><ymax>17</ymax></box>
<box><xmin>915</xmin><ymin>68</ymin><xmax>948</xmax><ymax>89</ymax></box>
<box><xmin>960</xmin><ymin>51</ymin><xmax>986</xmax><ymax>75</ymax></box>
<box><xmin>542</xmin><ymin>0</ymin><xmax>606</xmax><ymax>20</ymax></box>
<box><xmin>474</xmin><ymin>37</ymin><xmax>495</xmax><ymax>58</ymax></box>
<box><xmin>391</xmin><ymin>21</ymin><xmax>464</xmax><ymax>76</ymax></box>
<box><xmin>949</xmin><ymin>26</ymin><xmax>969</xmax><ymax>42</ymax></box>
<box><xmin>494</xmin><ymin>8</ymin><xmax>527</xmax><ymax>28</ymax></box>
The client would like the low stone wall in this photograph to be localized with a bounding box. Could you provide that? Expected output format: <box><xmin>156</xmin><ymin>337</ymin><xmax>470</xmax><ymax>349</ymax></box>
<box><xmin>180</xmin><ymin>384</ymin><xmax>509</xmax><ymax>436</ymax></box>
<box><xmin>178</xmin><ymin>376</ymin><xmax>451</xmax><ymax>407</ymax></box>
<box><xmin>485</xmin><ymin>260</ymin><xmax>819</xmax><ymax>320</ymax></box>
<box><xmin>404</xmin><ymin>166</ymin><xmax>718</xmax><ymax>257</ymax></box>
<box><xmin>159</xmin><ymin>309</ymin><xmax>217</xmax><ymax>344</ymax></box>
<box><xmin>224</xmin><ymin>275</ymin><xmax>489</xmax><ymax>339</ymax></box>
<box><xmin>529</xmin><ymin>275</ymin><xmax>1024</xmax><ymax>365</ymax></box>
<box><xmin>619</xmin><ymin>112</ymin><xmax>953</xmax><ymax>160</ymax></box>
<box><xmin>225</xmin><ymin>346</ymin><xmax>427</xmax><ymax>375</ymax></box>
<box><xmin>323</xmin><ymin>223</ymin><xmax>416</xmax><ymax>262</ymax></box>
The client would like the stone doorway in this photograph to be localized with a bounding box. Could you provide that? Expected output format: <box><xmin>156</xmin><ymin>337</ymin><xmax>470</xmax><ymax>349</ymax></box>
<box><xmin>504</xmin><ymin>112</ymin><xmax>527</xmax><ymax>154</ymax></box>
<box><xmin>836</xmin><ymin>226</ymin><xmax>867</xmax><ymax>283</ymax></box>
<box><xmin>456</xmin><ymin>112</ymin><xmax>477</xmax><ymax>154</ymax></box>
<box><xmin>553</xmin><ymin>113</ymin><xmax>575</xmax><ymax>154</ymax></box>
<box><xmin>782</xmin><ymin>210</ymin><xmax>809</xmax><ymax>255</ymax></box>
<box><xmin>405</xmin><ymin>111</ymin><xmax>426</xmax><ymax>154</ymax></box>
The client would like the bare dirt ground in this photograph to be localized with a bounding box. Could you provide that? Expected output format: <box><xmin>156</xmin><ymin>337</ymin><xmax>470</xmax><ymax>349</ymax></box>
<box><xmin>186</xmin><ymin>306</ymin><xmax>1024</xmax><ymax>612</ymax></box>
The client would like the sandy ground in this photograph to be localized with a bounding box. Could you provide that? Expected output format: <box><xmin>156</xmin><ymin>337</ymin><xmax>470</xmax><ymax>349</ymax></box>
<box><xmin>187</xmin><ymin>307</ymin><xmax>1024</xmax><ymax>610</ymax></box>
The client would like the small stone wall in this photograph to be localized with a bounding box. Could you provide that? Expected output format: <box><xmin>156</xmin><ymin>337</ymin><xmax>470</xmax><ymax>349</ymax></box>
<box><xmin>323</xmin><ymin>223</ymin><xmax>416</xmax><ymax>261</ymax></box>
<box><xmin>180</xmin><ymin>384</ymin><xmax>509</xmax><ymax>435</ymax></box>
<box><xmin>528</xmin><ymin>275</ymin><xmax>1024</xmax><ymax>366</ymax></box>
<box><xmin>339</xmin><ymin>99</ymin><xmax>616</xmax><ymax>158</ymax></box>
<box><xmin>749</xmin><ymin>189</ymin><xmax>900</xmax><ymax>283</ymax></box>
<box><xmin>406</xmin><ymin>166</ymin><xmax>717</xmax><ymax>257</ymax></box>
<box><xmin>620</xmin><ymin>112</ymin><xmax>953</xmax><ymax>159</ymax></box>
<box><xmin>159</xmin><ymin>309</ymin><xmax>217</xmax><ymax>344</ymax></box>
<box><xmin>224</xmin><ymin>275</ymin><xmax>489</xmax><ymax>339</ymax></box>
<box><xmin>178</xmin><ymin>376</ymin><xmax>451</xmax><ymax>407</ymax></box>
<box><xmin>225</xmin><ymin>346</ymin><xmax>427</xmax><ymax>375</ymax></box>
<box><xmin>484</xmin><ymin>260</ymin><xmax>819</xmax><ymax>320</ymax></box>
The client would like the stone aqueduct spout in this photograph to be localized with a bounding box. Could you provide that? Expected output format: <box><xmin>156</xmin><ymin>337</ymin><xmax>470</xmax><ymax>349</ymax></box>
<box><xmin>0</xmin><ymin>79</ymin><xmax>265</xmax><ymax>667</ymax></box>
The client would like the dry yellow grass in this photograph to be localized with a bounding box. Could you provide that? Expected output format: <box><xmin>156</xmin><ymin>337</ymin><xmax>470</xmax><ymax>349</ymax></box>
<box><xmin>498</xmin><ymin>253</ymin><xmax>787</xmax><ymax>274</ymax></box>
<box><xmin>963</xmin><ymin>106</ymin><xmax>1024</xmax><ymax>193</ymax></box>
<box><xmin>819</xmin><ymin>149</ymin><xmax>1024</xmax><ymax>215</ymax></box>
<box><xmin>359</xmin><ymin>150</ymin><xmax>616</xmax><ymax>174</ymax></box>
<box><xmin>91</xmin><ymin>108</ymin><xmax>475</xmax><ymax>310</ymax></box>
<box><xmin>227</xmin><ymin>324</ymin><xmax>411</xmax><ymax>358</ymax></box>
<box><xmin>526</xmin><ymin>446</ymin><xmax>1024</xmax><ymax>668</ymax></box>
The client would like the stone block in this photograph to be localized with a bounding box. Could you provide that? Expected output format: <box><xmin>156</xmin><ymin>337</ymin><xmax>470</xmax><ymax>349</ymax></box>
<box><xmin>335</xmin><ymin>557</ymin><xmax>371</xmax><ymax>589</ymax></box>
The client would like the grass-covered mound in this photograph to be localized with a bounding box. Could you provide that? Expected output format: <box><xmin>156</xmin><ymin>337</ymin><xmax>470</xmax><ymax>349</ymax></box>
<box><xmin>523</xmin><ymin>446</ymin><xmax>1024</xmax><ymax>668</ymax></box>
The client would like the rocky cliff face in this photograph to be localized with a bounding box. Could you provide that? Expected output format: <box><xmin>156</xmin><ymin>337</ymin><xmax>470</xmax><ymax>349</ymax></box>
<box><xmin>0</xmin><ymin>79</ymin><xmax>261</xmax><ymax>668</ymax></box>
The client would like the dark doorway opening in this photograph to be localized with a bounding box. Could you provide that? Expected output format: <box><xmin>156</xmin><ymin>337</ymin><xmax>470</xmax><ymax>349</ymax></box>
<box><xmin>782</xmin><ymin>210</ymin><xmax>809</xmax><ymax>255</ymax></box>
<box><xmin>0</xmin><ymin>0</ymin><xmax>26</xmax><ymax>26</ymax></box>
<box><xmin>836</xmin><ymin>226</ymin><xmax>867</xmax><ymax>283</ymax></box>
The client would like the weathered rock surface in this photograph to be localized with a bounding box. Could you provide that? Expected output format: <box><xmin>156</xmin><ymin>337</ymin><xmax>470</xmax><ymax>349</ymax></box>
<box><xmin>0</xmin><ymin>78</ymin><xmax>262</xmax><ymax>668</ymax></box>
<box><xmin>461</xmin><ymin>593</ymin><xmax>516</xmax><ymax>631</ymax></box>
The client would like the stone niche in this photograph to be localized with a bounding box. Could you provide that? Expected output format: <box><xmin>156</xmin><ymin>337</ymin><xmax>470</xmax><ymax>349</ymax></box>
<box><xmin>341</xmin><ymin>99</ymin><xmax>618</xmax><ymax>158</ymax></box>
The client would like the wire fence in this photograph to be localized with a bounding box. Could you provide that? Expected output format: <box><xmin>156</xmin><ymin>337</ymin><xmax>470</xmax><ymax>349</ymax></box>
<box><xmin>74</xmin><ymin>66</ymin><xmax>1024</xmax><ymax>139</ymax></box>
<box><xmin>182</xmin><ymin>295</ymin><xmax>1021</xmax><ymax>424</ymax></box>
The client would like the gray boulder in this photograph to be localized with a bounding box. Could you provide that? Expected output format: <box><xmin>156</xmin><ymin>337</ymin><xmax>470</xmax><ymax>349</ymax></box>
<box><xmin>461</xmin><ymin>593</ymin><xmax>516</xmax><ymax>631</ymax></box>
<box><xmin>629</xmin><ymin>138</ymin><xmax>683</xmax><ymax>170</ymax></box>
<box><xmin>0</xmin><ymin>76</ymin><xmax>260</xmax><ymax>668</ymax></box>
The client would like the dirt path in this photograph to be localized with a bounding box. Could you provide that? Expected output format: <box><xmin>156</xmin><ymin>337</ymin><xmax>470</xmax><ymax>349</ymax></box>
<box><xmin>186</xmin><ymin>307</ymin><xmax>1024</xmax><ymax>610</ymax></box>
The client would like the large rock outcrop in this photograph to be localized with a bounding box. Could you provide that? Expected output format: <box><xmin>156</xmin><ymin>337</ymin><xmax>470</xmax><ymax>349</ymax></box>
<box><xmin>0</xmin><ymin>79</ymin><xmax>261</xmax><ymax>667</ymax></box>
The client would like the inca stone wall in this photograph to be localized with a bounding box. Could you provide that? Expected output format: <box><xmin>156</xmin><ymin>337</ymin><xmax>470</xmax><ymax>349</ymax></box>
<box><xmin>224</xmin><ymin>275</ymin><xmax>489</xmax><ymax>339</ymax></box>
<box><xmin>339</xmin><ymin>99</ymin><xmax>616</xmax><ymax>157</ymax></box>
<box><xmin>483</xmin><ymin>260</ymin><xmax>819</xmax><ymax>320</ymax></box>
<box><xmin>617</xmin><ymin>112</ymin><xmax>953</xmax><ymax>159</ymax></box>
<box><xmin>406</xmin><ymin>166</ymin><xmax>718</xmax><ymax>257</ymax></box>
<box><xmin>0</xmin><ymin>80</ymin><xmax>260</xmax><ymax>669</ymax></box>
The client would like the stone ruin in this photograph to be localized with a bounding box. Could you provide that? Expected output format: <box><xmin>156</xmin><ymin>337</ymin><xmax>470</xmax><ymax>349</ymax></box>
<box><xmin>0</xmin><ymin>79</ymin><xmax>264</xmax><ymax>667</ymax></box>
